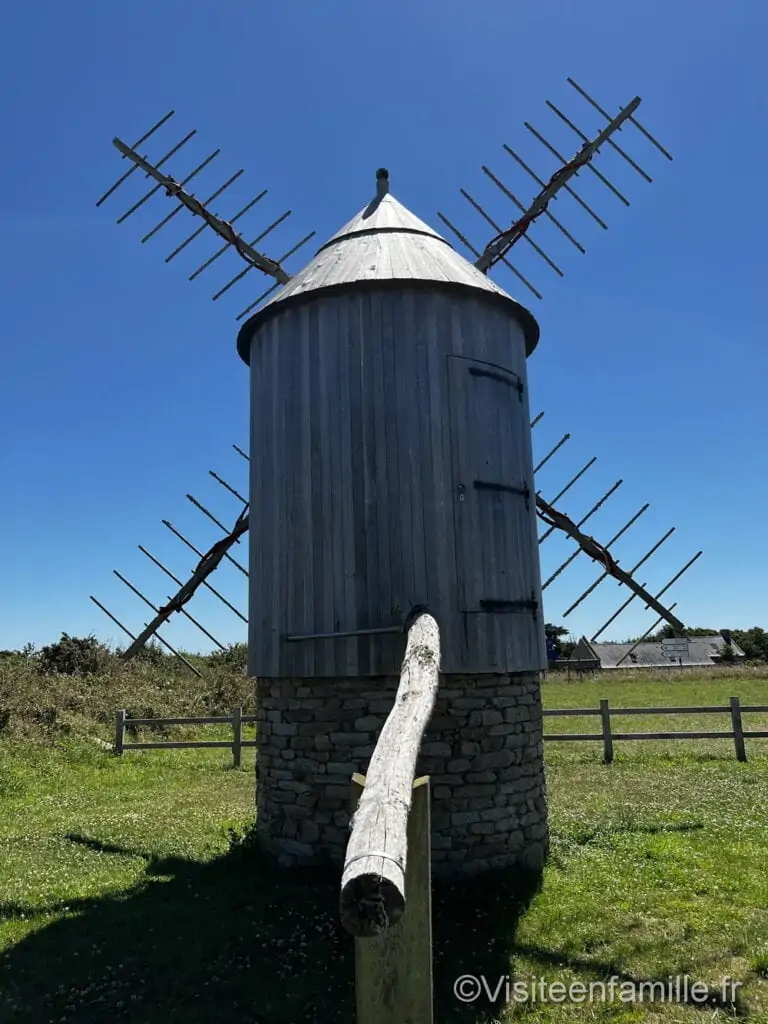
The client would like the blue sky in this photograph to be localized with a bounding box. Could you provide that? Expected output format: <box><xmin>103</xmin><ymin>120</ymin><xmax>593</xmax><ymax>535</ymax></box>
<box><xmin>1</xmin><ymin>0</ymin><xmax>765</xmax><ymax>654</ymax></box>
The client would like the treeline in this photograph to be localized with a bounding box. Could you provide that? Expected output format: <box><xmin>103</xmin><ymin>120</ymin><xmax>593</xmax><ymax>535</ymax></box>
<box><xmin>0</xmin><ymin>633</ymin><xmax>249</xmax><ymax>675</ymax></box>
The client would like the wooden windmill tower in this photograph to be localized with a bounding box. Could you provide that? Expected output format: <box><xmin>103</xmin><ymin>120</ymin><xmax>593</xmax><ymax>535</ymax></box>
<box><xmin>94</xmin><ymin>80</ymin><xmax>697</xmax><ymax>875</ymax></box>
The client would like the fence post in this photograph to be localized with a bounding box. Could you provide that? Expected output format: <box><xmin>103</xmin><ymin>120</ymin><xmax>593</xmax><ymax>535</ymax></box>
<box><xmin>599</xmin><ymin>699</ymin><xmax>613</xmax><ymax>764</ymax></box>
<box><xmin>730</xmin><ymin>696</ymin><xmax>747</xmax><ymax>763</ymax></box>
<box><xmin>232</xmin><ymin>706</ymin><xmax>243</xmax><ymax>768</ymax></box>
<box><xmin>114</xmin><ymin>709</ymin><xmax>126</xmax><ymax>755</ymax></box>
<box><xmin>352</xmin><ymin>773</ymin><xmax>433</xmax><ymax>1024</ymax></box>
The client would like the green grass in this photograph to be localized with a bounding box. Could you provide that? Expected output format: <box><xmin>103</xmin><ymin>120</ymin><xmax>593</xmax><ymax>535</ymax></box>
<box><xmin>0</xmin><ymin>670</ymin><xmax>767</xmax><ymax>1021</ymax></box>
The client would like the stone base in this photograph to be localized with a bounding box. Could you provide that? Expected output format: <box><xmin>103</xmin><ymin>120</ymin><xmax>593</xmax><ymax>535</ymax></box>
<box><xmin>254</xmin><ymin>673</ymin><xmax>549</xmax><ymax>876</ymax></box>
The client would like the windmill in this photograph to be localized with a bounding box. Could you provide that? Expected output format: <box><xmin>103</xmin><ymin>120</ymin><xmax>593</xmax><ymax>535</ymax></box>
<box><xmin>91</xmin><ymin>78</ymin><xmax>703</xmax><ymax>878</ymax></box>
<box><xmin>91</xmin><ymin>80</ymin><xmax>699</xmax><ymax>673</ymax></box>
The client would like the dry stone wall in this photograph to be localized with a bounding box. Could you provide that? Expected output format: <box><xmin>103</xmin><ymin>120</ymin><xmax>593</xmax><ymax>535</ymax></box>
<box><xmin>255</xmin><ymin>673</ymin><xmax>548</xmax><ymax>876</ymax></box>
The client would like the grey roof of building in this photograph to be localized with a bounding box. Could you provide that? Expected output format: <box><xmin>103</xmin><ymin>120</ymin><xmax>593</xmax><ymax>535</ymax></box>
<box><xmin>575</xmin><ymin>635</ymin><xmax>745</xmax><ymax>669</ymax></box>
<box><xmin>236</xmin><ymin>190</ymin><xmax>539</xmax><ymax>363</ymax></box>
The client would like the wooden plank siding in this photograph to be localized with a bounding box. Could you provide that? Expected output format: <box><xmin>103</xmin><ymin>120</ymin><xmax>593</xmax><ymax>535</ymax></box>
<box><xmin>246</xmin><ymin>284</ymin><xmax>547</xmax><ymax>677</ymax></box>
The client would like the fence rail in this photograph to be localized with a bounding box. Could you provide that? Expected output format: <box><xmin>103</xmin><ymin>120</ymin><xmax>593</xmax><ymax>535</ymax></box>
<box><xmin>112</xmin><ymin>697</ymin><xmax>768</xmax><ymax>770</ymax></box>
<box><xmin>543</xmin><ymin>696</ymin><xmax>768</xmax><ymax>763</ymax></box>
<box><xmin>114</xmin><ymin>707</ymin><xmax>256</xmax><ymax>767</ymax></box>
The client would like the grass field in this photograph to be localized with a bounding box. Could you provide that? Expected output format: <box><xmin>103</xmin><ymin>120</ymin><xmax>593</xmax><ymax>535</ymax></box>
<box><xmin>0</xmin><ymin>667</ymin><xmax>767</xmax><ymax>1022</ymax></box>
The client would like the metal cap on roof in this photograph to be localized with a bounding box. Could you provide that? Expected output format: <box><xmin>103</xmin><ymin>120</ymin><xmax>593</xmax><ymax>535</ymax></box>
<box><xmin>237</xmin><ymin>174</ymin><xmax>540</xmax><ymax>363</ymax></box>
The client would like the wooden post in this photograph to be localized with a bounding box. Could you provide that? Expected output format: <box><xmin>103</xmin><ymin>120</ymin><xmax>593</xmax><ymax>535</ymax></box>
<box><xmin>340</xmin><ymin>609</ymin><xmax>440</xmax><ymax>938</ymax></box>
<box><xmin>730</xmin><ymin>696</ymin><xmax>747</xmax><ymax>763</ymax></box>
<box><xmin>599</xmin><ymin>698</ymin><xmax>613</xmax><ymax>764</ymax></box>
<box><xmin>232</xmin><ymin>706</ymin><xmax>242</xmax><ymax>768</ymax></box>
<box><xmin>352</xmin><ymin>774</ymin><xmax>433</xmax><ymax>1024</ymax></box>
<box><xmin>114</xmin><ymin>709</ymin><xmax>126</xmax><ymax>755</ymax></box>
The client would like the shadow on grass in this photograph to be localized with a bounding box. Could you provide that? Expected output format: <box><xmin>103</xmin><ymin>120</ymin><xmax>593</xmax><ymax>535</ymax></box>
<box><xmin>570</xmin><ymin>820</ymin><xmax>705</xmax><ymax>847</ymax></box>
<box><xmin>0</xmin><ymin>833</ymin><xmax>541</xmax><ymax>1023</ymax></box>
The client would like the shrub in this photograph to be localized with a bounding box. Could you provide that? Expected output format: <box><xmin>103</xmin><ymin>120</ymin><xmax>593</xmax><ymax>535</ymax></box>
<box><xmin>133</xmin><ymin>641</ymin><xmax>167</xmax><ymax>666</ymax></box>
<box><xmin>38</xmin><ymin>633</ymin><xmax>112</xmax><ymax>676</ymax></box>
<box><xmin>206</xmin><ymin>643</ymin><xmax>248</xmax><ymax>672</ymax></box>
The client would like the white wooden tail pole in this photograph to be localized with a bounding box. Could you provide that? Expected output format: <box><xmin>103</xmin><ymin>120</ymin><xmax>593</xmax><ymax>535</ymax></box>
<box><xmin>352</xmin><ymin>774</ymin><xmax>433</xmax><ymax>1024</ymax></box>
<box><xmin>340</xmin><ymin>609</ymin><xmax>440</xmax><ymax>938</ymax></box>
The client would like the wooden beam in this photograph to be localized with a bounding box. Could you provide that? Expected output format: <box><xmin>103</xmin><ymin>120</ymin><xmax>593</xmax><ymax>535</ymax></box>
<box><xmin>352</xmin><ymin>775</ymin><xmax>433</xmax><ymax>1024</ymax></box>
<box><xmin>475</xmin><ymin>95</ymin><xmax>641</xmax><ymax>273</ymax></box>
<box><xmin>339</xmin><ymin>609</ymin><xmax>440</xmax><ymax>938</ymax></box>
<box><xmin>111</xmin><ymin>138</ymin><xmax>292</xmax><ymax>284</ymax></box>
<box><xmin>121</xmin><ymin>506</ymin><xmax>249</xmax><ymax>660</ymax></box>
<box><xmin>535</xmin><ymin>494</ymin><xmax>685</xmax><ymax>632</ymax></box>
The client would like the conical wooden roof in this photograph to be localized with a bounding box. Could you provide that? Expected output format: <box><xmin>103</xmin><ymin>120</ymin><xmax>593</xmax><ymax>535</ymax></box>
<box><xmin>237</xmin><ymin>190</ymin><xmax>539</xmax><ymax>362</ymax></box>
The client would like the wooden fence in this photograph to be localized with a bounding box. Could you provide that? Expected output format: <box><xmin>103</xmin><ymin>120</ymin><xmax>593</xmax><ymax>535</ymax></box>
<box><xmin>113</xmin><ymin>697</ymin><xmax>768</xmax><ymax>772</ymax></box>
<box><xmin>544</xmin><ymin>696</ymin><xmax>768</xmax><ymax>763</ymax></box>
<box><xmin>113</xmin><ymin>707</ymin><xmax>256</xmax><ymax>767</ymax></box>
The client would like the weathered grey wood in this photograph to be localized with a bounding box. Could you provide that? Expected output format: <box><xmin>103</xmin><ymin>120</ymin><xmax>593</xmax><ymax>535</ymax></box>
<box><xmin>609</xmin><ymin>731</ymin><xmax>741</xmax><ymax>741</ymax></box>
<box><xmin>327</xmin><ymin>306</ymin><xmax>346</xmax><ymax>674</ymax></box>
<box><xmin>123</xmin><ymin>712</ymin><xmax>256</xmax><ymax>726</ymax></box>
<box><xmin>123</xmin><ymin>738</ymin><xmax>258</xmax><ymax>750</ymax></box>
<box><xmin>396</xmin><ymin>292</ymin><xmax>423</xmax><ymax>629</ymax></box>
<box><xmin>422</xmin><ymin>300</ymin><xmax>449</xmax><ymax>656</ymax></box>
<box><xmin>599</xmin><ymin>698</ymin><xmax>613</xmax><ymax>764</ymax></box>
<box><xmin>412</xmin><ymin>297</ymin><xmax>432</xmax><ymax>619</ymax></box>
<box><xmin>547</xmin><ymin>731</ymin><xmax>742</xmax><ymax>742</ymax></box>
<box><xmin>446</xmin><ymin>350</ymin><xmax>541</xmax><ymax>665</ymax></box>
<box><xmin>381</xmin><ymin>293</ymin><xmax>404</xmax><ymax>639</ymax></box>
<box><xmin>276</xmin><ymin>315</ymin><xmax>291</xmax><ymax>675</ymax></box>
<box><xmin>543</xmin><ymin>707</ymin><xmax>601</xmax><ymax>717</ymax></box>
<box><xmin>247</xmin><ymin>333</ymin><xmax>268</xmax><ymax>675</ymax></box>
<box><xmin>236</xmin><ymin>194</ymin><xmax>539</xmax><ymax>336</ymax></box>
<box><xmin>340</xmin><ymin>610</ymin><xmax>440</xmax><ymax>938</ymax></box>
<box><xmin>116</xmin><ymin>707</ymin><xmax>256</xmax><ymax>764</ymax></box>
<box><xmin>543</xmin><ymin>697</ymin><xmax>768</xmax><ymax>756</ymax></box>
<box><xmin>545</xmin><ymin>704</ymin><xmax>768</xmax><ymax>717</ymax></box>
<box><xmin>353</xmin><ymin>774</ymin><xmax>433</xmax><ymax>1024</ymax></box>
<box><xmin>307</xmin><ymin>316</ymin><xmax>325</xmax><ymax>676</ymax></box>
<box><xmin>122</xmin><ymin>740</ymin><xmax>234</xmax><ymax>750</ymax></box>
<box><xmin>114</xmin><ymin>709</ymin><xmax>126</xmax><ymax>755</ymax></box>
<box><xmin>232</xmin><ymin>705</ymin><xmax>243</xmax><ymax>768</ymax></box>
<box><xmin>299</xmin><ymin>314</ymin><xmax>314</xmax><ymax>677</ymax></box>
<box><xmin>246</xmin><ymin>285</ymin><xmax>544</xmax><ymax>678</ymax></box>
<box><xmin>601</xmin><ymin>705</ymin><xmax>736</xmax><ymax>716</ymax></box>
<box><xmin>446</xmin><ymin>354</ymin><xmax>473</xmax><ymax>614</ymax></box>
<box><xmin>730</xmin><ymin>696</ymin><xmax>747</xmax><ymax>762</ymax></box>
<box><xmin>286</xmin><ymin>315</ymin><xmax>305</xmax><ymax>675</ymax></box>
<box><xmin>127</xmin><ymin>715</ymin><xmax>233</xmax><ymax>727</ymax></box>
<box><xmin>358</xmin><ymin>291</ymin><xmax>378</xmax><ymax>675</ymax></box>
<box><xmin>370</xmin><ymin>291</ymin><xmax>393</xmax><ymax>670</ymax></box>
<box><xmin>338</xmin><ymin>296</ymin><xmax>357</xmax><ymax>677</ymax></box>
<box><xmin>544</xmin><ymin>733</ymin><xmax>605</xmax><ymax>742</ymax></box>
